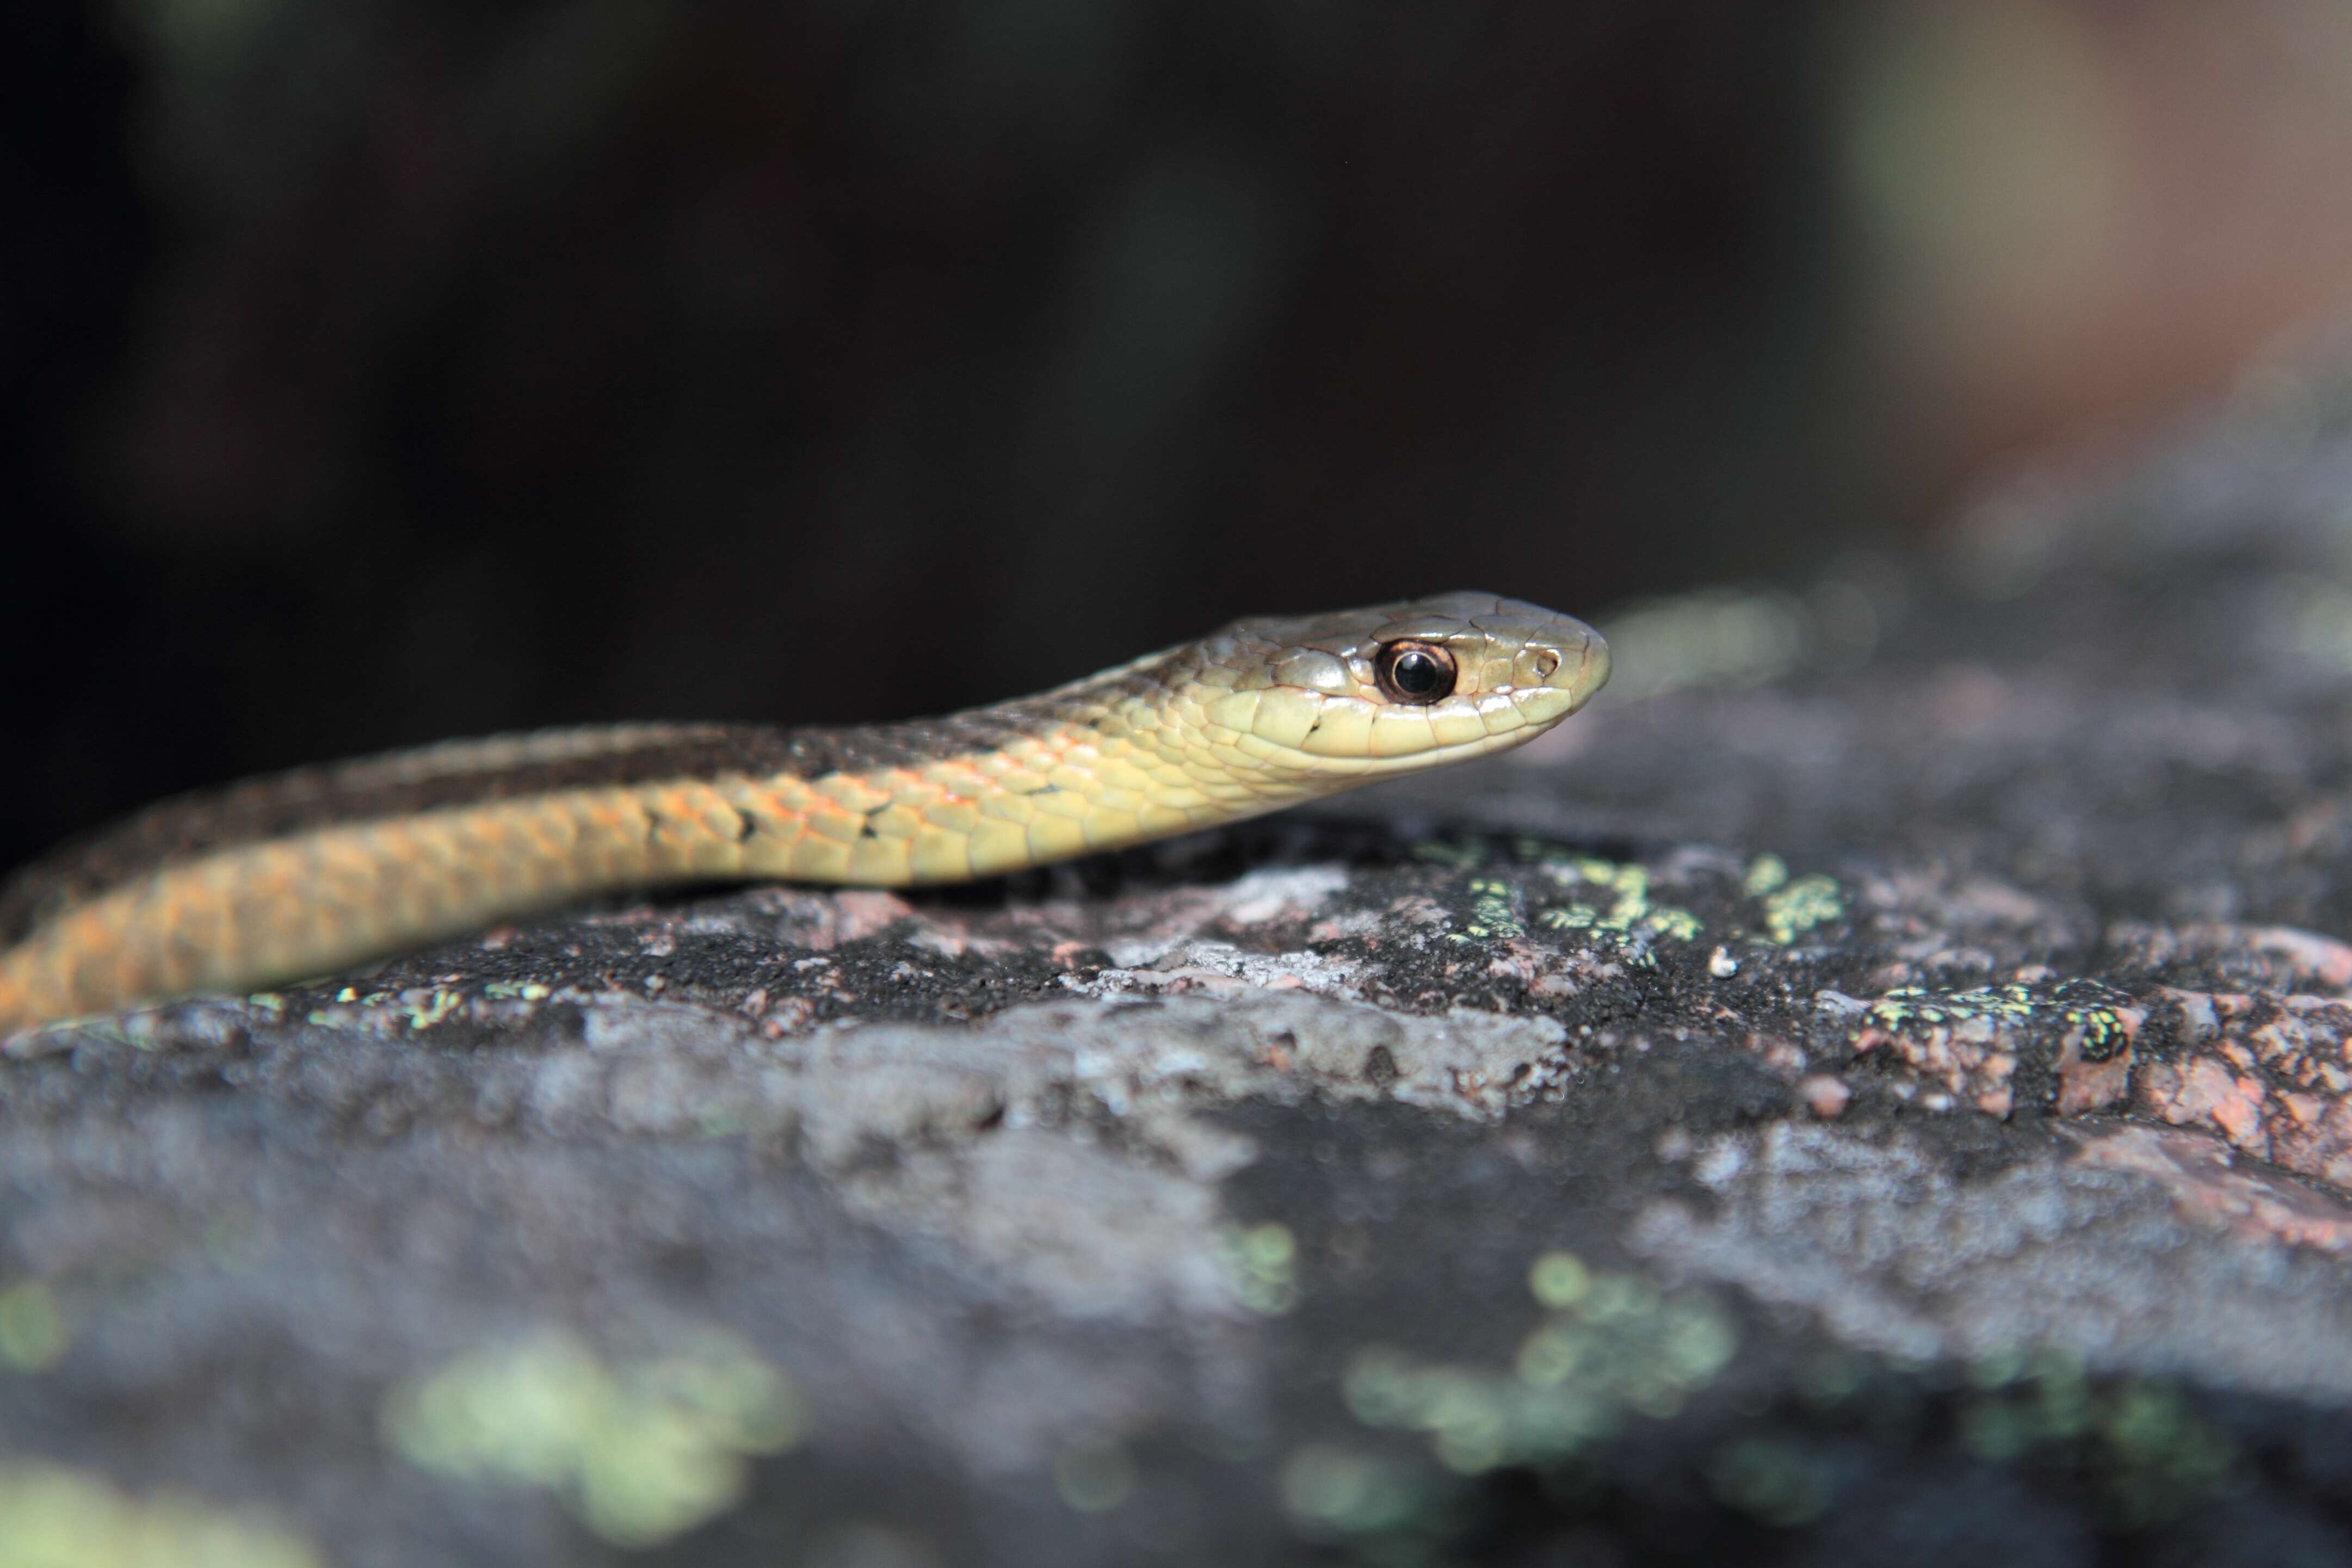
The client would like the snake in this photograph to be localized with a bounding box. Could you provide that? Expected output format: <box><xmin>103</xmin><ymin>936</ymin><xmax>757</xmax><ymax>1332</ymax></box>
<box><xmin>0</xmin><ymin>592</ymin><xmax>1607</xmax><ymax>1034</ymax></box>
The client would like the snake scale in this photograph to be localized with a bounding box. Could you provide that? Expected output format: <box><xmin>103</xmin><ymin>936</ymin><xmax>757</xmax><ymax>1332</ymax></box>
<box><xmin>0</xmin><ymin>592</ymin><xmax>1607</xmax><ymax>1034</ymax></box>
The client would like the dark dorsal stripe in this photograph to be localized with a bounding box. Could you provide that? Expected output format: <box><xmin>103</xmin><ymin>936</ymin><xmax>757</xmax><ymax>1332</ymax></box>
<box><xmin>0</xmin><ymin>707</ymin><xmax>1078</xmax><ymax>948</ymax></box>
<box><xmin>0</xmin><ymin>642</ymin><xmax>1187</xmax><ymax>949</ymax></box>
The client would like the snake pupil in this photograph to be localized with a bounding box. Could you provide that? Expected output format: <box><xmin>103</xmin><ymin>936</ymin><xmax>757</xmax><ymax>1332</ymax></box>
<box><xmin>1375</xmin><ymin>641</ymin><xmax>1456</xmax><ymax>705</ymax></box>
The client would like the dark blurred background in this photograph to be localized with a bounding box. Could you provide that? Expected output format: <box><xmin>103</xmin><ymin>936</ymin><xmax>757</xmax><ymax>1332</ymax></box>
<box><xmin>8</xmin><ymin>0</ymin><xmax>2352</xmax><ymax>874</ymax></box>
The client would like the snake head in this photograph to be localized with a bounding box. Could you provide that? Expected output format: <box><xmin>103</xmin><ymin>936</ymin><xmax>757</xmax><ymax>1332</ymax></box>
<box><xmin>1195</xmin><ymin>591</ymin><xmax>1610</xmax><ymax>780</ymax></box>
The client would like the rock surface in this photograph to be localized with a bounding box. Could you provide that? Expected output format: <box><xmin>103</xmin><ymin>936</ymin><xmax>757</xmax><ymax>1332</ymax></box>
<box><xmin>14</xmin><ymin>368</ymin><xmax>2352</xmax><ymax>1564</ymax></box>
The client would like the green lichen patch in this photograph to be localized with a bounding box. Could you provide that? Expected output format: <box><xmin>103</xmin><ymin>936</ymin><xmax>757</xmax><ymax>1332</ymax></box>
<box><xmin>1861</xmin><ymin>978</ymin><xmax>2139</xmax><ymax>1063</ymax></box>
<box><xmin>1310</xmin><ymin>1329</ymin><xmax>2245</xmax><ymax>1560</ymax></box>
<box><xmin>0</xmin><ymin>1461</ymin><xmax>322</xmax><ymax>1568</ymax></box>
<box><xmin>1409</xmin><ymin>843</ymin><xmax>1710</xmax><ymax>962</ymax></box>
<box><xmin>1409</xmin><ymin>837</ymin><xmax>1492</xmax><ymax>872</ymax></box>
<box><xmin>1699</xmin><ymin>1351</ymin><xmax>2238</xmax><ymax>1535</ymax></box>
<box><xmin>1868</xmin><ymin>1348</ymin><xmax>2232</xmax><ymax>1530</ymax></box>
<box><xmin>1280</xmin><ymin>1444</ymin><xmax>1428</xmax><ymax>1540</ymax></box>
<box><xmin>382</xmin><ymin>1326</ymin><xmax>805</xmax><ymax>1548</ymax></box>
<box><xmin>401</xmin><ymin>989</ymin><xmax>465</xmax><ymax>1030</ymax></box>
<box><xmin>1743</xmin><ymin>856</ymin><xmax>1844</xmax><ymax>946</ymax></box>
<box><xmin>1397</xmin><ymin>841</ymin><xmax>1865</xmax><ymax>979</ymax></box>
<box><xmin>0</xmin><ymin>1280</ymin><xmax>70</xmax><ymax>1373</ymax></box>
<box><xmin>1341</xmin><ymin>1254</ymin><xmax>1738</xmax><ymax>1477</ymax></box>
<box><xmin>303</xmin><ymin>987</ymin><xmax>550</xmax><ymax>1034</ymax></box>
<box><xmin>1847</xmin><ymin>977</ymin><xmax>2144</xmax><ymax>1114</ymax></box>
<box><xmin>1534</xmin><ymin>859</ymin><xmax>1705</xmax><ymax>947</ymax></box>
<box><xmin>1470</xmin><ymin>857</ymin><xmax>1707</xmax><ymax>974</ymax></box>
<box><xmin>1218</xmin><ymin>1221</ymin><xmax>1301</xmax><ymax>1316</ymax></box>
<box><xmin>1743</xmin><ymin>854</ymin><xmax>1791</xmax><ymax>898</ymax></box>
<box><xmin>1451</xmin><ymin>877</ymin><xmax>1527</xmax><ymax>942</ymax></box>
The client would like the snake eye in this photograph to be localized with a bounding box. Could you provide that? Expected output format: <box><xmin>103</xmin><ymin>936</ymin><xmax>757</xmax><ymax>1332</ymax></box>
<box><xmin>1375</xmin><ymin>641</ymin><xmax>1456</xmax><ymax>705</ymax></box>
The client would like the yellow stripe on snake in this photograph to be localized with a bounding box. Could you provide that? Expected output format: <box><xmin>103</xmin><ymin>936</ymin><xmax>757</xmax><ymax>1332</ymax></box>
<box><xmin>0</xmin><ymin>593</ymin><xmax>1607</xmax><ymax>1033</ymax></box>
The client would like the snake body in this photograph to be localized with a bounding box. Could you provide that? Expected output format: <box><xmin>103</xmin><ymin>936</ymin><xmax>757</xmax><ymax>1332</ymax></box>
<box><xmin>0</xmin><ymin>593</ymin><xmax>1607</xmax><ymax>1033</ymax></box>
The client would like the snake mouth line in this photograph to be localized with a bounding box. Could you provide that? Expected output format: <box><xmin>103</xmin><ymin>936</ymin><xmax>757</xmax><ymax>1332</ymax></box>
<box><xmin>1311</xmin><ymin>724</ymin><xmax>1577</xmax><ymax>780</ymax></box>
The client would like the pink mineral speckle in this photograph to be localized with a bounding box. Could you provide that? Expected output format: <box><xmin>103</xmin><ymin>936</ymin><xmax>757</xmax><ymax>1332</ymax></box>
<box><xmin>2141</xmin><ymin>1055</ymin><xmax>2271</xmax><ymax>1157</ymax></box>
<box><xmin>2072</xmin><ymin>1125</ymin><xmax>2352</xmax><ymax>1254</ymax></box>
<box><xmin>1799</xmin><ymin>1075</ymin><xmax>1851</xmax><ymax>1119</ymax></box>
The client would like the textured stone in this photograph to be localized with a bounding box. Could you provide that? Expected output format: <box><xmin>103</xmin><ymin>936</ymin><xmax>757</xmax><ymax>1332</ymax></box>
<box><xmin>14</xmin><ymin>365</ymin><xmax>2352</xmax><ymax>1562</ymax></box>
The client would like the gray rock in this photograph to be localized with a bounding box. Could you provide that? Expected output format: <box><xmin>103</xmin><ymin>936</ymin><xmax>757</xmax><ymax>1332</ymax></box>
<box><xmin>14</xmin><ymin>365</ymin><xmax>2352</xmax><ymax>1563</ymax></box>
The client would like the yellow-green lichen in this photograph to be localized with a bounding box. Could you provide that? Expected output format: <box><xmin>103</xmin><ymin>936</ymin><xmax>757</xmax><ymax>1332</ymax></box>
<box><xmin>1409</xmin><ymin>844</ymin><xmax>1708</xmax><ymax>954</ymax></box>
<box><xmin>0</xmin><ymin>1461</ymin><xmax>322</xmax><ymax>1568</ymax></box>
<box><xmin>1410</xmin><ymin>839</ymin><xmax>1487</xmax><ymax>872</ymax></box>
<box><xmin>1317</xmin><ymin>1317</ymin><xmax>2234</xmax><ymax>1553</ymax></box>
<box><xmin>382</xmin><ymin>1326</ymin><xmax>805</xmax><ymax>1547</ymax></box>
<box><xmin>1956</xmin><ymin>1349</ymin><xmax>2231</xmax><ymax>1526</ymax></box>
<box><xmin>1527</xmin><ymin>1251</ymin><xmax>1592</xmax><ymax>1311</ymax></box>
<box><xmin>1533</xmin><ymin>860</ymin><xmax>1704</xmax><ymax>951</ymax></box>
<box><xmin>1343</xmin><ymin>1255</ymin><xmax>1737</xmax><ymax>1475</ymax></box>
<box><xmin>1863</xmin><ymin>980</ymin><xmax>2133</xmax><ymax>1057</ymax></box>
<box><xmin>1789</xmin><ymin>1345</ymin><xmax>2232</xmax><ymax>1529</ymax></box>
<box><xmin>2094</xmin><ymin>1381</ymin><xmax>2236</xmax><ymax>1526</ymax></box>
<box><xmin>0</xmin><ymin>1281</ymin><xmax>70</xmax><ymax>1373</ymax></box>
<box><xmin>402</xmin><ymin>990</ymin><xmax>464</xmax><ymax>1031</ymax></box>
<box><xmin>1757</xmin><ymin>873</ymin><xmax>1843</xmax><ymax>945</ymax></box>
<box><xmin>313</xmin><ymin>986</ymin><xmax>393</xmax><ymax>1025</ymax></box>
<box><xmin>1442</xmin><ymin>876</ymin><xmax>1528</xmax><ymax>943</ymax></box>
<box><xmin>1218</xmin><ymin>1223</ymin><xmax>1300</xmax><ymax>1316</ymax></box>
<box><xmin>315</xmin><ymin>984</ymin><xmax>531</xmax><ymax>1031</ymax></box>
<box><xmin>1280</xmin><ymin>1445</ymin><xmax>1424</xmax><ymax>1539</ymax></box>
<box><xmin>1866</xmin><ymin>983</ymin><xmax>2038</xmax><ymax>1032</ymax></box>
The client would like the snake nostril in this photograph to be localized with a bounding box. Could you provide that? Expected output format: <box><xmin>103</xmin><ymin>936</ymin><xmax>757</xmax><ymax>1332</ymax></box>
<box><xmin>1533</xmin><ymin>650</ymin><xmax>1560</xmax><ymax>678</ymax></box>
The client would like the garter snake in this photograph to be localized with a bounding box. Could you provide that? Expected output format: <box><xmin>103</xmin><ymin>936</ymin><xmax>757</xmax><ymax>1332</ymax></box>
<box><xmin>0</xmin><ymin>592</ymin><xmax>1607</xmax><ymax>1033</ymax></box>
